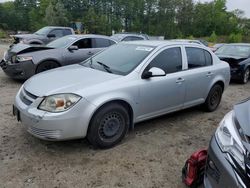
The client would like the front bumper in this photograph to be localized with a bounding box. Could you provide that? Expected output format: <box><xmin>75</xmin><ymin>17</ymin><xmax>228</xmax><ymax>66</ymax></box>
<box><xmin>230</xmin><ymin>67</ymin><xmax>245</xmax><ymax>81</ymax></box>
<box><xmin>0</xmin><ymin>59</ymin><xmax>36</xmax><ymax>80</ymax></box>
<box><xmin>14</xmin><ymin>87</ymin><xmax>97</xmax><ymax>141</ymax></box>
<box><xmin>204</xmin><ymin>136</ymin><xmax>244</xmax><ymax>188</ymax></box>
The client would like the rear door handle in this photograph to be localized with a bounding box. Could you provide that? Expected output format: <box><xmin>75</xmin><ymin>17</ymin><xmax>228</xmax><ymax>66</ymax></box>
<box><xmin>176</xmin><ymin>78</ymin><xmax>185</xmax><ymax>84</ymax></box>
<box><xmin>206</xmin><ymin>72</ymin><xmax>214</xmax><ymax>77</ymax></box>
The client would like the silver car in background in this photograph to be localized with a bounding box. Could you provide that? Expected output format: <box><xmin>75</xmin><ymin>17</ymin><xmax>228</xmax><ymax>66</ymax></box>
<box><xmin>1</xmin><ymin>34</ymin><xmax>116</xmax><ymax>79</ymax></box>
<box><xmin>13</xmin><ymin>41</ymin><xmax>230</xmax><ymax>148</ymax></box>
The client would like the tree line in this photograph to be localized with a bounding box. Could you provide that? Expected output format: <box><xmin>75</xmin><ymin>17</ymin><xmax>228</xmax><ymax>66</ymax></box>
<box><xmin>0</xmin><ymin>0</ymin><xmax>250</xmax><ymax>40</ymax></box>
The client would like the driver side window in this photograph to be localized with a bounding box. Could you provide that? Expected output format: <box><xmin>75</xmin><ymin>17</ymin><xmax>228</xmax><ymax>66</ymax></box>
<box><xmin>73</xmin><ymin>38</ymin><xmax>92</xmax><ymax>49</ymax></box>
<box><xmin>147</xmin><ymin>47</ymin><xmax>182</xmax><ymax>74</ymax></box>
<box><xmin>49</xmin><ymin>29</ymin><xmax>64</xmax><ymax>38</ymax></box>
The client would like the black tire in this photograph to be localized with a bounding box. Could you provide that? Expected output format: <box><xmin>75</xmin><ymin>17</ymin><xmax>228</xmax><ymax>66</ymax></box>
<box><xmin>203</xmin><ymin>84</ymin><xmax>223</xmax><ymax>112</ymax></box>
<box><xmin>36</xmin><ymin>61</ymin><xmax>59</xmax><ymax>74</ymax></box>
<box><xmin>241</xmin><ymin>68</ymin><xmax>250</xmax><ymax>84</ymax></box>
<box><xmin>87</xmin><ymin>103</ymin><xmax>130</xmax><ymax>149</ymax></box>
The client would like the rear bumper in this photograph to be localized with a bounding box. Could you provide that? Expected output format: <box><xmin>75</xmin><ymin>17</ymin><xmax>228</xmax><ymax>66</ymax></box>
<box><xmin>204</xmin><ymin>136</ymin><xmax>243</xmax><ymax>188</ymax></box>
<box><xmin>0</xmin><ymin>59</ymin><xmax>35</xmax><ymax>80</ymax></box>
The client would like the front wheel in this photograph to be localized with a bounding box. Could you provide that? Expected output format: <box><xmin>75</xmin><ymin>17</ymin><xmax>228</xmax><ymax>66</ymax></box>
<box><xmin>36</xmin><ymin>61</ymin><xmax>59</xmax><ymax>74</ymax></box>
<box><xmin>87</xmin><ymin>103</ymin><xmax>130</xmax><ymax>149</ymax></box>
<box><xmin>241</xmin><ymin>68</ymin><xmax>250</xmax><ymax>84</ymax></box>
<box><xmin>203</xmin><ymin>85</ymin><xmax>223</xmax><ymax>112</ymax></box>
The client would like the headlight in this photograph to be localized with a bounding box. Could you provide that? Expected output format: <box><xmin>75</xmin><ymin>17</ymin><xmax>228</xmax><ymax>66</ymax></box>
<box><xmin>38</xmin><ymin>94</ymin><xmax>81</xmax><ymax>113</ymax></box>
<box><xmin>3</xmin><ymin>51</ymin><xmax>7</xmax><ymax>61</ymax></box>
<box><xmin>215</xmin><ymin>111</ymin><xmax>246</xmax><ymax>169</ymax></box>
<box><xmin>16</xmin><ymin>56</ymin><xmax>33</xmax><ymax>62</ymax></box>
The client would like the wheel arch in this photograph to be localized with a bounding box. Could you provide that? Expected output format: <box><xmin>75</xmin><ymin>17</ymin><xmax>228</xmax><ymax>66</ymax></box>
<box><xmin>35</xmin><ymin>59</ymin><xmax>61</xmax><ymax>73</ymax></box>
<box><xmin>88</xmin><ymin>99</ymin><xmax>135</xmax><ymax>133</ymax></box>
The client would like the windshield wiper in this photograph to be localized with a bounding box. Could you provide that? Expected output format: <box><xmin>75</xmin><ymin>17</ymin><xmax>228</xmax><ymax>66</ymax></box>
<box><xmin>96</xmin><ymin>61</ymin><xmax>112</xmax><ymax>73</ymax></box>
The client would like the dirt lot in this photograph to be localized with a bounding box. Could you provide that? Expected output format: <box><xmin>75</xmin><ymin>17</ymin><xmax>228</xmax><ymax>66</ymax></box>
<box><xmin>0</xmin><ymin>44</ymin><xmax>250</xmax><ymax>188</ymax></box>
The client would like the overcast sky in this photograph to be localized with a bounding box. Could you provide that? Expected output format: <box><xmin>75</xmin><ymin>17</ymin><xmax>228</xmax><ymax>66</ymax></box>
<box><xmin>0</xmin><ymin>0</ymin><xmax>250</xmax><ymax>18</ymax></box>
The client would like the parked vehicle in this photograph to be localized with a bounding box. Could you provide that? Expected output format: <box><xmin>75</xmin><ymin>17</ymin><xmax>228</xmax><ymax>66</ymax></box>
<box><xmin>111</xmin><ymin>32</ymin><xmax>149</xmax><ymax>42</ymax></box>
<box><xmin>204</xmin><ymin>98</ymin><xmax>250</xmax><ymax>188</ymax></box>
<box><xmin>13</xmin><ymin>41</ymin><xmax>230</xmax><ymax>148</ymax></box>
<box><xmin>0</xmin><ymin>34</ymin><xmax>116</xmax><ymax>80</ymax></box>
<box><xmin>12</xmin><ymin>26</ymin><xmax>75</xmax><ymax>45</ymax></box>
<box><xmin>215</xmin><ymin>43</ymin><xmax>250</xmax><ymax>84</ymax></box>
<box><xmin>210</xmin><ymin>43</ymin><xmax>224</xmax><ymax>52</ymax></box>
<box><xmin>171</xmin><ymin>39</ymin><xmax>208</xmax><ymax>46</ymax></box>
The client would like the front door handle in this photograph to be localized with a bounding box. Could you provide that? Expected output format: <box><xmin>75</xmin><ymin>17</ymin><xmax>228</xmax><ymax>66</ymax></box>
<box><xmin>176</xmin><ymin>78</ymin><xmax>185</xmax><ymax>84</ymax></box>
<box><xmin>206</xmin><ymin>72</ymin><xmax>214</xmax><ymax>77</ymax></box>
<box><xmin>88</xmin><ymin>51</ymin><xmax>94</xmax><ymax>55</ymax></box>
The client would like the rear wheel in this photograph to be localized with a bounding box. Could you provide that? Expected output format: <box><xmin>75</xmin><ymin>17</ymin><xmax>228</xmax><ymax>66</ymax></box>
<box><xmin>87</xmin><ymin>103</ymin><xmax>130</xmax><ymax>149</ymax></box>
<box><xmin>203</xmin><ymin>84</ymin><xmax>223</xmax><ymax>112</ymax></box>
<box><xmin>241</xmin><ymin>68</ymin><xmax>250</xmax><ymax>84</ymax></box>
<box><xmin>36</xmin><ymin>61</ymin><xmax>59</xmax><ymax>74</ymax></box>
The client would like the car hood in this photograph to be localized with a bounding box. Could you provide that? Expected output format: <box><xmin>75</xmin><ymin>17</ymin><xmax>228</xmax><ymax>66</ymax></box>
<box><xmin>13</xmin><ymin>34</ymin><xmax>42</xmax><ymax>40</ymax></box>
<box><xmin>9</xmin><ymin>43</ymin><xmax>53</xmax><ymax>55</ymax></box>
<box><xmin>217</xmin><ymin>55</ymin><xmax>247</xmax><ymax>67</ymax></box>
<box><xmin>234</xmin><ymin>99</ymin><xmax>250</xmax><ymax>137</ymax></box>
<box><xmin>23</xmin><ymin>64</ymin><xmax>121</xmax><ymax>97</ymax></box>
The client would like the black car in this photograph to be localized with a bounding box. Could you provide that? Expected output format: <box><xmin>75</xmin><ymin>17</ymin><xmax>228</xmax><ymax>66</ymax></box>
<box><xmin>204</xmin><ymin>98</ymin><xmax>250</xmax><ymax>188</ymax></box>
<box><xmin>215</xmin><ymin>43</ymin><xmax>250</xmax><ymax>84</ymax></box>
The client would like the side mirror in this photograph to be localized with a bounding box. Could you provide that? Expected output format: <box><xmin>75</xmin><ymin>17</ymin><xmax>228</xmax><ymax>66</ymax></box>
<box><xmin>142</xmin><ymin>67</ymin><xmax>166</xmax><ymax>79</ymax></box>
<box><xmin>47</xmin><ymin>33</ymin><xmax>56</xmax><ymax>38</ymax></box>
<box><xmin>68</xmin><ymin>45</ymin><xmax>79</xmax><ymax>51</ymax></box>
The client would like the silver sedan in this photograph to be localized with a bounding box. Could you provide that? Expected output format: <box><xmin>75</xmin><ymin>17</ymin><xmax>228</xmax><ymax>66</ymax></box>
<box><xmin>13</xmin><ymin>41</ymin><xmax>230</xmax><ymax>148</ymax></box>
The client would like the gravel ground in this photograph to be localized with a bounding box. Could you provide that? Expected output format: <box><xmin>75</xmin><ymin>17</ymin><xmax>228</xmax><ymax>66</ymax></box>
<box><xmin>0</xmin><ymin>44</ymin><xmax>250</xmax><ymax>188</ymax></box>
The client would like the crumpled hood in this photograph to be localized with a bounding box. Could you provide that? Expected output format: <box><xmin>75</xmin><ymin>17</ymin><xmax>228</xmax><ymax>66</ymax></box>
<box><xmin>234</xmin><ymin>99</ymin><xmax>250</xmax><ymax>136</ymax></box>
<box><xmin>23</xmin><ymin>64</ymin><xmax>120</xmax><ymax>97</ymax></box>
<box><xmin>13</xmin><ymin>34</ymin><xmax>42</xmax><ymax>40</ymax></box>
<box><xmin>9</xmin><ymin>43</ymin><xmax>52</xmax><ymax>54</ymax></box>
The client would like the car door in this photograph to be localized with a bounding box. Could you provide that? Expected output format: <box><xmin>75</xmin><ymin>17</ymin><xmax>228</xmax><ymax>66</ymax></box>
<box><xmin>63</xmin><ymin>38</ymin><xmax>95</xmax><ymax>65</ymax></box>
<box><xmin>137</xmin><ymin>46</ymin><xmax>186</xmax><ymax>120</ymax></box>
<box><xmin>182</xmin><ymin>46</ymin><xmax>214</xmax><ymax>108</ymax></box>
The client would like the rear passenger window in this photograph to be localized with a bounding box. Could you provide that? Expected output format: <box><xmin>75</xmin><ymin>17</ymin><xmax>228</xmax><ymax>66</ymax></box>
<box><xmin>94</xmin><ymin>38</ymin><xmax>113</xmax><ymax>48</ymax></box>
<box><xmin>186</xmin><ymin>47</ymin><xmax>212</xmax><ymax>68</ymax></box>
<box><xmin>204</xmin><ymin>50</ymin><xmax>212</xmax><ymax>66</ymax></box>
<box><xmin>147</xmin><ymin>47</ymin><xmax>182</xmax><ymax>74</ymax></box>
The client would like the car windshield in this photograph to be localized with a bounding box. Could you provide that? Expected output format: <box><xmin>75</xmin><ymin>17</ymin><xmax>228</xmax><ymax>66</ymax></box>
<box><xmin>35</xmin><ymin>27</ymin><xmax>51</xmax><ymax>36</ymax></box>
<box><xmin>81</xmin><ymin>43</ymin><xmax>155</xmax><ymax>75</ymax></box>
<box><xmin>46</xmin><ymin>36</ymin><xmax>77</xmax><ymax>48</ymax></box>
<box><xmin>216</xmin><ymin>45</ymin><xmax>250</xmax><ymax>58</ymax></box>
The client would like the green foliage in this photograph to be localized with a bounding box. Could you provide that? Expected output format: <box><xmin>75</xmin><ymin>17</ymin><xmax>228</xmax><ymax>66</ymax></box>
<box><xmin>228</xmin><ymin>33</ymin><xmax>243</xmax><ymax>43</ymax></box>
<box><xmin>0</xmin><ymin>0</ymin><xmax>249</xmax><ymax>39</ymax></box>
<box><xmin>0</xmin><ymin>29</ymin><xmax>7</xmax><ymax>38</ymax></box>
<box><xmin>209</xmin><ymin>31</ymin><xmax>217</xmax><ymax>42</ymax></box>
<box><xmin>44</xmin><ymin>1</ymin><xmax>68</xmax><ymax>26</ymax></box>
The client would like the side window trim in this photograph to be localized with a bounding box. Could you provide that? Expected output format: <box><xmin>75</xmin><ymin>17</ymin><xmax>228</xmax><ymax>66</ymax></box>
<box><xmin>184</xmin><ymin>46</ymin><xmax>213</xmax><ymax>70</ymax></box>
<box><xmin>139</xmin><ymin>45</ymin><xmax>184</xmax><ymax>76</ymax></box>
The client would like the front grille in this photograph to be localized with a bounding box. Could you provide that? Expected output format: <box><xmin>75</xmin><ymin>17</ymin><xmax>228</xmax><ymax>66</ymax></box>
<box><xmin>28</xmin><ymin>126</ymin><xmax>61</xmax><ymax>139</ymax></box>
<box><xmin>19</xmin><ymin>88</ymin><xmax>38</xmax><ymax>106</ymax></box>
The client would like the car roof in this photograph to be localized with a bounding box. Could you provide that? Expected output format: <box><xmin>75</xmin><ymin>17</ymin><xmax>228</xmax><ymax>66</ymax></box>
<box><xmin>122</xmin><ymin>40</ymin><xmax>204</xmax><ymax>48</ymax></box>
<box><xmin>64</xmin><ymin>34</ymin><xmax>116</xmax><ymax>40</ymax></box>
<box><xmin>45</xmin><ymin>26</ymin><xmax>73</xmax><ymax>30</ymax></box>
<box><xmin>224</xmin><ymin>43</ymin><xmax>250</xmax><ymax>46</ymax></box>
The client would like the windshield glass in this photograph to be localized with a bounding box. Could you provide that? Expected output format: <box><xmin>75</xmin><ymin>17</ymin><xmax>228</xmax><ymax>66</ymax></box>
<box><xmin>81</xmin><ymin>43</ymin><xmax>155</xmax><ymax>75</ymax></box>
<box><xmin>216</xmin><ymin>45</ymin><xmax>250</xmax><ymax>58</ymax></box>
<box><xmin>46</xmin><ymin>36</ymin><xmax>77</xmax><ymax>48</ymax></box>
<box><xmin>35</xmin><ymin>27</ymin><xmax>51</xmax><ymax>36</ymax></box>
